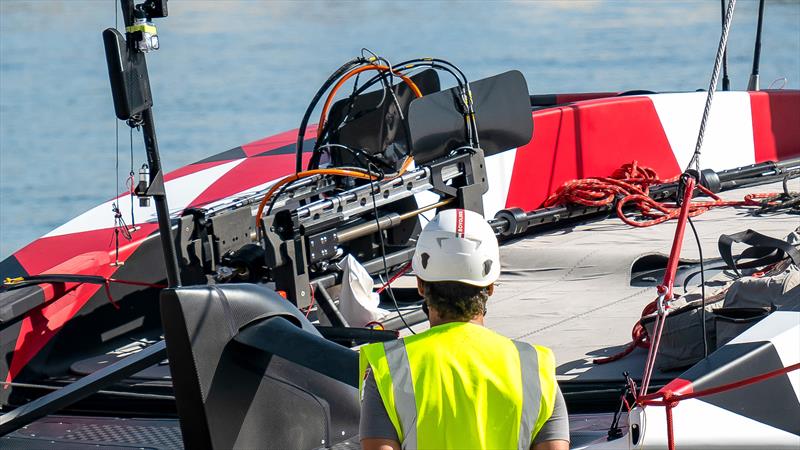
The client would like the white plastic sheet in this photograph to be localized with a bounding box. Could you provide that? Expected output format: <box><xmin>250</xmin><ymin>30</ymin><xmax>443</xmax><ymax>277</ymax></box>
<box><xmin>336</xmin><ymin>255</ymin><xmax>389</xmax><ymax>327</ymax></box>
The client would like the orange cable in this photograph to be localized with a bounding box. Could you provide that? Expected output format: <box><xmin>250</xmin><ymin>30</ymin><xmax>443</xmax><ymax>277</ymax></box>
<box><xmin>257</xmin><ymin>64</ymin><xmax>423</xmax><ymax>230</ymax></box>
<box><xmin>317</xmin><ymin>65</ymin><xmax>422</xmax><ymax>139</ymax></box>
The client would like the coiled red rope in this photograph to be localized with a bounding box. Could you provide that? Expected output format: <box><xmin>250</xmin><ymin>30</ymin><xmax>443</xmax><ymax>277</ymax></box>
<box><xmin>543</xmin><ymin>161</ymin><xmax>775</xmax><ymax>227</ymax></box>
<box><xmin>562</xmin><ymin>162</ymin><xmax>778</xmax><ymax>366</ymax></box>
<box><xmin>566</xmin><ymin>163</ymin><xmax>797</xmax><ymax>449</ymax></box>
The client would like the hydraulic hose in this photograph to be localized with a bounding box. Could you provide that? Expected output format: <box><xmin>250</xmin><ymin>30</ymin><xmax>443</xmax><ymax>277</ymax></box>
<box><xmin>295</xmin><ymin>58</ymin><xmax>365</xmax><ymax>173</ymax></box>
<box><xmin>317</xmin><ymin>65</ymin><xmax>422</xmax><ymax>140</ymax></box>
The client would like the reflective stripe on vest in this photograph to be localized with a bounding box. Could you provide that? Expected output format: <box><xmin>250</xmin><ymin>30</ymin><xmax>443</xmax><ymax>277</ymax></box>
<box><xmin>513</xmin><ymin>340</ymin><xmax>540</xmax><ymax>450</ymax></box>
<box><xmin>383</xmin><ymin>338</ymin><xmax>418</xmax><ymax>450</ymax></box>
<box><xmin>360</xmin><ymin>323</ymin><xmax>556</xmax><ymax>449</ymax></box>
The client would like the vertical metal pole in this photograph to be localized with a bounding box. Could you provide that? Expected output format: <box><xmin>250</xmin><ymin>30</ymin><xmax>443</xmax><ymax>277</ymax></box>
<box><xmin>721</xmin><ymin>0</ymin><xmax>730</xmax><ymax>91</ymax></box>
<box><xmin>116</xmin><ymin>1</ymin><xmax>180</xmax><ymax>287</ymax></box>
<box><xmin>141</xmin><ymin>108</ymin><xmax>182</xmax><ymax>287</ymax></box>
<box><xmin>748</xmin><ymin>0</ymin><xmax>766</xmax><ymax>91</ymax></box>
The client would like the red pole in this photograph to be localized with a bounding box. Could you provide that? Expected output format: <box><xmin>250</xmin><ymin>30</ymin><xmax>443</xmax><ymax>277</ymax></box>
<box><xmin>665</xmin><ymin>402</ymin><xmax>676</xmax><ymax>450</ymax></box>
<box><xmin>659</xmin><ymin>176</ymin><xmax>696</xmax><ymax>299</ymax></box>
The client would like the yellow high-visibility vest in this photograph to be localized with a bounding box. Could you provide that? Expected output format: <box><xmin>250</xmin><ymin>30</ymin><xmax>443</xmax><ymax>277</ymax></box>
<box><xmin>359</xmin><ymin>322</ymin><xmax>558</xmax><ymax>450</ymax></box>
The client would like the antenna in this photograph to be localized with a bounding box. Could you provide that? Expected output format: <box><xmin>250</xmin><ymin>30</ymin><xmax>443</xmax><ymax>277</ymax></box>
<box><xmin>747</xmin><ymin>0</ymin><xmax>766</xmax><ymax>91</ymax></box>
<box><xmin>720</xmin><ymin>0</ymin><xmax>730</xmax><ymax>91</ymax></box>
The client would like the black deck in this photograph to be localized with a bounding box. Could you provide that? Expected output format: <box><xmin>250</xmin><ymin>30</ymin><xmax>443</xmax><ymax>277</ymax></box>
<box><xmin>1</xmin><ymin>413</ymin><xmax>617</xmax><ymax>449</ymax></box>
<box><xmin>1</xmin><ymin>415</ymin><xmax>183</xmax><ymax>449</ymax></box>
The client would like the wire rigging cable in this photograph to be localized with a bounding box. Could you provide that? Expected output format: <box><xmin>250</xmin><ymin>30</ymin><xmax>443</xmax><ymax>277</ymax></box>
<box><xmin>687</xmin><ymin>0</ymin><xmax>737</xmax><ymax>173</ymax></box>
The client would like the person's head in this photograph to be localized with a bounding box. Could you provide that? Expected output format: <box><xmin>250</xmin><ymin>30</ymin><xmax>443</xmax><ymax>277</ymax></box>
<box><xmin>411</xmin><ymin>209</ymin><xmax>500</xmax><ymax>324</ymax></box>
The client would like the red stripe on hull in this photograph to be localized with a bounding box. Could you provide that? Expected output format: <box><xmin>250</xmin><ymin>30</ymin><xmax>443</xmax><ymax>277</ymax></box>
<box><xmin>6</xmin><ymin>225</ymin><xmax>158</xmax><ymax>382</ymax></box>
<box><xmin>189</xmin><ymin>153</ymin><xmax>312</xmax><ymax>208</ymax></box>
<box><xmin>506</xmin><ymin>97</ymin><xmax>680</xmax><ymax>210</ymax></box>
<box><xmin>241</xmin><ymin>126</ymin><xmax>318</xmax><ymax>157</ymax></box>
<box><xmin>750</xmin><ymin>90</ymin><xmax>800</xmax><ymax>163</ymax></box>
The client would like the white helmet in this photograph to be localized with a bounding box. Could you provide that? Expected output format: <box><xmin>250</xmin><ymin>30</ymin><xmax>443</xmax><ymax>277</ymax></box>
<box><xmin>412</xmin><ymin>209</ymin><xmax>500</xmax><ymax>287</ymax></box>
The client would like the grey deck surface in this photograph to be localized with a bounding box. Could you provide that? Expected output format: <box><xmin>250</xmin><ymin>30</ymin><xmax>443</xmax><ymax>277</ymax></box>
<box><xmin>397</xmin><ymin>180</ymin><xmax>798</xmax><ymax>383</ymax></box>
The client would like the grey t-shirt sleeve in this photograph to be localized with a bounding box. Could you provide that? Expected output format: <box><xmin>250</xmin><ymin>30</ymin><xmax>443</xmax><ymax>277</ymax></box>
<box><xmin>359</xmin><ymin>370</ymin><xmax>400</xmax><ymax>441</ymax></box>
<box><xmin>532</xmin><ymin>385</ymin><xmax>570</xmax><ymax>445</ymax></box>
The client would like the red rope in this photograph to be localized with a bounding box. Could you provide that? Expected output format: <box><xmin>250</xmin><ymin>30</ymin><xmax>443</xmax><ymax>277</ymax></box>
<box><xmin>594</xmin><ymin>302</ymin><xmax>655</xmax><ymax>364</ymax></box>
<box><xmin>107</xmin><ymin>278</ymin><xmax>166</xmax><ymax>289</ymax></box>
<box><xmin>639</xmin><ymin>362</ymin><xmax>800</xmax><ymax>406</ymax></box>
<box><xmin>376</xmin><ymin>262</ymin><xmax>413</xmax><ymax>294</ymax></box>
<box><xmin>102</xmin><ymin>278</ymin><xmax>166</xmax><ymax>310</ymax></box>
<box><xmin>544</xmin><ymin>161</ymin><xmax>777</xmax><ymax>227</ymax></box>
<box><xmin>637</xmin><ymin>362</ymin><xmax>800</xmax><ymax>450</ymax></box>
<box><xmin>587</xmin><ymin>162</ymin><xmax>780</xmax><ymax>366</ymax></box>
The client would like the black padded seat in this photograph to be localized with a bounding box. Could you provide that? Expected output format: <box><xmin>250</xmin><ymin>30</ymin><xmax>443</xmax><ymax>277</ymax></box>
<box><xmin>160</xmin><ymin>284</ymin><xmax>359</xmax><ymax>450</ymax></box>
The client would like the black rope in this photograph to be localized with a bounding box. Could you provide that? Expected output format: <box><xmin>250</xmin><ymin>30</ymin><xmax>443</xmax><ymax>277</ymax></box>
<box><xmin>110</xmin><ymin>202</ymin><xmax>132</xmax><ymax>265</ymax></box>
<box><xmin>687</xmin><ymin>216</ymin><xmax>709</xmax><ymax>358</ymax></box>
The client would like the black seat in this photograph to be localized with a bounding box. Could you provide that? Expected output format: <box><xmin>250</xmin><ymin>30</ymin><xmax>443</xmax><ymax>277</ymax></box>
<box><xmin>160</xmin><ymin>284</ymin><xmax>359</xmax><ymax>449</ymax></box>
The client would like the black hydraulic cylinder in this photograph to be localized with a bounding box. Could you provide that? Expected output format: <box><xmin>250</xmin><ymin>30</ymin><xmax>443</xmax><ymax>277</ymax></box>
<box><xmin>141</xmin><ymin>108</ymin><xmax>182</xmax><ymax>287</ymax></box>
<box><xmin>312</xmin><ymin>247</ymin><xmax>415</xmax><ymax>289</ymax></box>
<box><xmin>491</xmin><ymin>158</ymin><xmax>800</xmax><ymax>239</ymax></box>
<box><xmin>717</xmin><ymin>157</ymin><xmax>800</xmax><ymax>182</ymax></box>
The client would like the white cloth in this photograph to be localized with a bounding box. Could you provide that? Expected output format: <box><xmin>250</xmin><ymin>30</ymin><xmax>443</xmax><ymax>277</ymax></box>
<box><xmin>337</xmin><ymin>255</ymin><xmax>389</xmax><ymax>327</ymax></box>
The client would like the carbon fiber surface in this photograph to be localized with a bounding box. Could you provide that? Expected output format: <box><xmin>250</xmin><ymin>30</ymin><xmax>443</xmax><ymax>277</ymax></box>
<box><xmin>1</xmin><ymin>416</ymin><xmax>182</xmax><ymax>449</ymax></box>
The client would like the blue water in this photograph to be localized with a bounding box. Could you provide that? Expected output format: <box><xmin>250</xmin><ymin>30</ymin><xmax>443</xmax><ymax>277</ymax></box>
<box><xmin>1</xmin><ymin>0</ymin><xmax>799</xmax><ymax>259</ymax></box>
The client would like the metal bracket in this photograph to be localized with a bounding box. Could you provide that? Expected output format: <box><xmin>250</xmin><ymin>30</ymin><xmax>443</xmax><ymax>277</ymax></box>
<box><xmin>308</xmin><ymin>229</ymin><xmax>339</xmax><ymax>264</ymax></box>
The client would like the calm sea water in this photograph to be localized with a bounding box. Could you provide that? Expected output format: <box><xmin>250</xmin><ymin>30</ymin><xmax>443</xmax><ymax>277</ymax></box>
<box><xmin>1</xmin><ymin>0</ymin><xmax>799</xmax><ymax>259</ymax></box>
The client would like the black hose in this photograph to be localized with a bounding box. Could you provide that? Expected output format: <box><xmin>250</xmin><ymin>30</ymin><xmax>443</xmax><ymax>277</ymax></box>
<box><xmin>295</xmin><ymin>58</ymin><xmax>366</xmax><ymax>173</ymax></box>
<box><xmin>313</xmin><ymin>59</ymin><xmax>467</xmax><ymax>166</ymax></box>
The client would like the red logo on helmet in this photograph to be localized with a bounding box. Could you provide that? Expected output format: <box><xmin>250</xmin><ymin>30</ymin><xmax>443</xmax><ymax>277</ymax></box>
<box><xmin>455</xmin><ymin>209</ymin><xmax>465</xmax><ymax>238</ymax></box>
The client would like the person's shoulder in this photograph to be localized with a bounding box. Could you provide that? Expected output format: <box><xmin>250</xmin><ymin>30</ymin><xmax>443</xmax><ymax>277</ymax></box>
<box><xmin>510</xmin><ymin>339</ymin><xmax>556</xmax><ymax>363</ymax></box>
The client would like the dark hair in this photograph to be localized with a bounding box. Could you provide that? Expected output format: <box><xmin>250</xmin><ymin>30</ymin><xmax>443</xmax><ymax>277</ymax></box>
<box><xmin>423</xmin><ymin>281</ymin><xmax>489</xmax><ymax>321</ymax></box>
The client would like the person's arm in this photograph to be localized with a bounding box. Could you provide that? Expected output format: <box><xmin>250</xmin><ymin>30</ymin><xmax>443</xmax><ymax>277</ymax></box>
<box><xmin>530</xmin><ymin>386</ymin><xmax>570</xmax><ymax>450</ymax></box>
<box><xmin>361</xmin><ymin>438</ymin><xmax>401</xmax><ymax>450</ymax></box>
<box><xmin>532</xmin><ymin>439</ymin><xmax>569</xmax><ymax>450</ymax></box>
<box><xmin>360</xmin><ymin>370</ymin><xmax>401</xmax><ymax>450</ymax></box>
